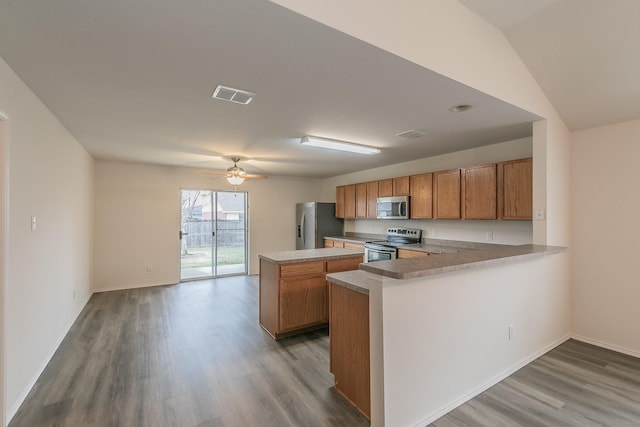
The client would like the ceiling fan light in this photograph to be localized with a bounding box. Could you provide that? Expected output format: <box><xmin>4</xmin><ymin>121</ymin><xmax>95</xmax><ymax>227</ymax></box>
<box><xmin>300</xmin><ymin>136</ymin><xmax>380</xmax><ymax>155</ymax></box>
<box><xmin>226</xmin><ymin>176</ymin><xmax>245</xmax><ymax>185</ymax></box>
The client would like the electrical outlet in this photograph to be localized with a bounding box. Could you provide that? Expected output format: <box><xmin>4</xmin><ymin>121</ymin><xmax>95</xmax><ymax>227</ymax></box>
<box><xmin>431</xmin><ymin>229</ymin><xmax>437</xmax><ymax>237</ymax></box>
<box><xmin>534</xmin><ymin>208</ymin><xmax>545</xmax><ymax>221</ymax></box>
<box><xmin>146</xmin><ymin>264</ymin><xmax>153</xmax><ymax>272</ymax></box>
<box><xmin>73</xmin><ymin>290</ymin><xmax>76</xmax><ymax>299</ymax></box>
<box><xmin>31</xmin><ymin>216</ymin><xmax>37</xmax><ymax>231</ymax></box>
<box><xmin>486</xmin><ymin>231</ymin><xmax>493</xmax><ymax>241</ymax></box>
<box><xmin>508</xmin><ymin>325</ymin><xmax>515</xmax><ymax>341</ymax></box>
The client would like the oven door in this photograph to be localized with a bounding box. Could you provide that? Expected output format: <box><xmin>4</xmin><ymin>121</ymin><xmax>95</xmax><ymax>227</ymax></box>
<box><xmin>364</xmin><ymin>245</ymin><xmax>398</xmax><ymax>263</ymax></box>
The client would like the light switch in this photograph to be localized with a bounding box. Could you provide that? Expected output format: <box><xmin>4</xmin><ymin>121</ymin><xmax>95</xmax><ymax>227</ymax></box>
<box><xmin>31</xmin><ymin>216</ymin><xmax>37</xmax><ymax>231</ymax></box>
<box><xmin>534</xmin><ymin>209</ymin><xmax>545</xmax><ymax>221</ymax></box>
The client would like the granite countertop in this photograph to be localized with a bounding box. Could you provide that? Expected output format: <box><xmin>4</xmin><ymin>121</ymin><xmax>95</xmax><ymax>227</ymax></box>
<box><xmin>326</xmin><ymin>270</ymin><xmax>380</xmax><ymax>295</ymax></box>
<box><xmin>259</xmin><ymin>248</ymin><xmax>364</xmax><ymax>264</ymax></box>
<box><xmin>359</xmin><ymin>243</ymin><xmax>567</xmax><ymax>280</ymax></box>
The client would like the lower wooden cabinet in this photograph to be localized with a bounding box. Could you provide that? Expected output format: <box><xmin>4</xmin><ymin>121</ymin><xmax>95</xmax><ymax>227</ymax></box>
<box><xmin>330</xmin><ymin>283</ymin><xmax>370</xmax><ymax>419</ymax></box>
<box><xmin>259</xmin><ymin>255</ymin><xmax>362</xmax><ymax>340</ymax></box>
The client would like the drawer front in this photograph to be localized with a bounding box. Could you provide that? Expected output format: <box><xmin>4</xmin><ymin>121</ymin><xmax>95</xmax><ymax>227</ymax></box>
<box><xmin>397</xmin><ymin>249</ymin><xmax>431</xmax><ymax>259</ymax></box>
<box><xmin>280</xmin><ymin>261</ymin><xmax>325</xmax><ymax>277</ymax></box>
<box><xmin>327</xmin><ymin>256</ymin><xmax>362</xmax><ymax>273</ymax></box>
<box><xmin>343</xmin><ymin>242</ymin><xmax>364</xmax><ymax>251</ymax></box>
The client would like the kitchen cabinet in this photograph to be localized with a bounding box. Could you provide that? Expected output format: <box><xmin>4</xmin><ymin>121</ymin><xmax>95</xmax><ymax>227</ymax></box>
<box><xmin>366</xmin><ymin>180</ymin><xmax>378</xmax><ymax>218</ymax></box>
<box><xmin>379</xmin><ymin>177</ymin><xmax>409</xmax><ymax>197</ymax></box>
<box><xmin>259</xmin><ymin>255</ymin><xmax>362</xmax><ymax>340</ymax></box>
<box><xmin>462</xmin><ymin>164</ymin><xmax>497</xmax><ymax>219</ymax></box>
<box><xmin>378</xmin><ymin>179</ymin><xmax>393</xmax><ymax>197</ymax></box>
<box><xmin>410</xmin><ymin>173</ymin><xmax>433</xmax><ymax>219</ymax></box>
<box><xmin>393</xmin><ymin>176</ymin><xmax>410</xmax><ymax>196</ymax></box>
<box><xmin>498</xmin><ymin>157</ymin><xmax>533</xmax><ymax>220</ymax></box>
<box><xmin>330</xmin><ymin>283</ymin><xmax>370</xmax><ymax>419</ymax></box>
<box><xmin>344</xmin><ymin>184</ymin><xmax>356</xmax><ymax>219</ymax></box>
<box><xmin>397</xmin><ymin>248</ymin><xmax>431</xmax><ymax>259</ymax></box>
<box><xmin>356</xmin><ymin>182</ymin><xmax>367</xmax><ymax>218</ymax></box>
<box><xmin>324</xmin><ymin>238</ymin><xmax>344</xmax><ymax>248</ymax></box>
<box><xmin>335</xmin><ymin>186</ymin><xmax>345</xmax><ymax>219</ymax></box>
<box><xmin>433</xmin><ymin>169</ymin><xmax>461</xmax><ymax>219</ymax></box>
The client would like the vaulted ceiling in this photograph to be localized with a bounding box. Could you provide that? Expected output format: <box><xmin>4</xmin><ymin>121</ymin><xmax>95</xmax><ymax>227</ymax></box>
<box><xmin>0</xmin><ymin>0</ymin><xmax>636</xmax><ymax>178</ymax></box>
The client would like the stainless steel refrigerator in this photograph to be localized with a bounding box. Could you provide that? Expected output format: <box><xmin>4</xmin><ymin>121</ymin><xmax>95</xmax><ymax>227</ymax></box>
<box><xmin>296</xmin><ymin>202</ymin><xmax>344</xmax><ymax>249</ymax></box>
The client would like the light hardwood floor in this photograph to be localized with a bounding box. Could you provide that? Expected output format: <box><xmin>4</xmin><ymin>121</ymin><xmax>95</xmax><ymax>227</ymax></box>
<box><xmin>9</xmin><ymin>276</ymin><xmax>640</xmax><ymax>427</ymax></box>
<box><xmin>9</xmin><ymin>276</ymin><xmax>369</xmax><ymax>427</ymax></box>
<box><xmin>431</xmin><ymin>339</ymin><xmax>640</xmax><ymax>426</ymax></box>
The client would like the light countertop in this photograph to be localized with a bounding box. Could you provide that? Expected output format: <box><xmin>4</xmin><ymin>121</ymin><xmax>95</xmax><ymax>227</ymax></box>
<box><xmin>258</xmin><ymin>248</ymin><xmax>363</xmax><ymax>264</ymax></box>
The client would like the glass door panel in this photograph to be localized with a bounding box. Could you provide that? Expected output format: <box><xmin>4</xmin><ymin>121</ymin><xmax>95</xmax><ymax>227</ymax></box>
<box><xmin>180</xmin><ymin>189</ymin><xmax>248</xmax><ymax>280</ymax></box>
<box><xmin>215</xmin><ymin>192</ymin><xmax>247</xmax><ymax>276</ymax></box>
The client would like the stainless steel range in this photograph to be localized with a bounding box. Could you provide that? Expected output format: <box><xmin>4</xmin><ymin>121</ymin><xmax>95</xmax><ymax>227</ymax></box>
<box><xmin>364</xmin><ymin>227</ymin><xmax>422</xmax><ymax>263</ymax></box>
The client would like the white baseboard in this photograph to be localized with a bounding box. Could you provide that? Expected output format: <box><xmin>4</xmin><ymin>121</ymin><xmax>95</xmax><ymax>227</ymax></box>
<box><xmin>92</xmin><ymin>280</ymin><xmax>176</xmax><ymax>293</ymax></box>
<box><xmin>7</xmin><ymin>292</ymin><xmax>93</xmax><ymax>424</ymax></box>
<box><xmin>572</xmin><ymin>334</ymin><xmax>640</xmax><ymax>359</ymax></box>
<box><xmin>413</xmin><ymin>334</ymin><xmax>571</xmax><ymax>427</ymax></box>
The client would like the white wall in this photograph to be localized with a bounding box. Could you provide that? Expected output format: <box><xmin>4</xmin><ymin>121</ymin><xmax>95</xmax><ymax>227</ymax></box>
<box><xmin>321</xmin><ymin>137</ymin><xmax>534</xmax><ymax>245</ymax></box>
<box><xmin>0</xmin><ymin>57</ymin><xmax>94</xmax><ymax>423</ymax></box>
<box><xmin>93</xmin><ymin>160</ymin><xmax>322</xmax><ymax>290</ymax></box>
<box><xmin>571</xmin><ymin>119</ymin><xmax>640</xmax><ymax>356</ymax></box>
<box><xmin>377</xmin><ymin>253</ymin><xmax>570</xmax><ymax>426</ymax></box>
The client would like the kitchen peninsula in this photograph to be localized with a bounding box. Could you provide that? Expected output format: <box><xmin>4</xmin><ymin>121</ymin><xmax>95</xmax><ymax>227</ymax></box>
<box><xmin>325</xmin><ymin>240</ymin><xmax>568</xmax><ymax>426</ymax></box>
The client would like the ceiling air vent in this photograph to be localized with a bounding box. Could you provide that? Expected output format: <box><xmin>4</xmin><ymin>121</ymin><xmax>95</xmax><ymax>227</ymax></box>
<box><xmin>212</xmin><ymin>85</ymin><xmax>255</xmax><ymax>105</ymax></box>
<box><xmin>396</xmin><ymin>129</ymin><xmax>429</xmax><ymax>139</ymax></box>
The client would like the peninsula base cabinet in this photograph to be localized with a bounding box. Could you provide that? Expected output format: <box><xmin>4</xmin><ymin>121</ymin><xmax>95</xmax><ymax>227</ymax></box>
<box><xmin>259</xmin><ymin>256</ymin><xmax>362</xmax><ymax>340</ymax></box>
<box><xmin>330</xmin><ymin>283</ymin><xmax>371</xmax><ymax>420</ymax></box>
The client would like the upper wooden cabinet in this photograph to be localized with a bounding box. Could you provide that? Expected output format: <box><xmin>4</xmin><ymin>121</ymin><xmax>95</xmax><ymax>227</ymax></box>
<box><xmin>462</xmin><ymin>164</ymin><xmax>497</xmax><ymax>220</ymax></box>
<box><xmin>378</xmin><ymin>179</ymin><xmax>393</xmax><ymax>197</ymax></box>
<box><xmin>433</xmin><ymin>169</ymin><xmax>461</xmax><ymax>219</ymax></box>
<box><xmin>335</xmin><ymin>186</ymin><xmax>345</xmax><ymax>219</ymax></box>
<box><xmin>499</xmin><ymin>158</ymin><xmax>533</xmax><ymax>220</ymax></box>
<box><xmin>410</xmin><ymin>173</ymin><xmax>433</xmax><ymax>219</ymax></box>
<box><xmin>356</xmin><ymin>182</ymin><xmax>367</xmax><ymax>218</ymax></box>
<box><xmin>393</xmin><ymin>176</ymin><xmax>410</xmax><ymax>196</ymax></box>
<box><xmin>366</xmin><ymin>181</ymin><xmax>378</xmax><ymax>219</ymax></box>
<box><xmin>344</xmin><ymin>184</ymin><xmax>356</xmax><ymax>219</ymax></box>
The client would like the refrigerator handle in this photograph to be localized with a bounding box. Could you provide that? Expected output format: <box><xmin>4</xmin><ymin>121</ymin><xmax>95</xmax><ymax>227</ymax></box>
<box><xmin>300</xmin><ymin>212</ymin><xmax>305</xmax><ymax>244</ymax></box>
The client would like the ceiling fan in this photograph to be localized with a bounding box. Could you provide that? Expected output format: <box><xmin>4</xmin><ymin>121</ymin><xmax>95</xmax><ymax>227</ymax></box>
<box><xmin>222</xmin><ymin>157</ymin><xmax>268</xmax><ymax>186</ymax></box>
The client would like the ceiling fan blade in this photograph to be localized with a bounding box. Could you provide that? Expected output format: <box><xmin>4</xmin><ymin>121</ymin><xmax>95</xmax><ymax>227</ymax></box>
<box><xmin>243</xmin><ymin>173</ymin><xmax>268</xmax><ymax>179</ymax></box>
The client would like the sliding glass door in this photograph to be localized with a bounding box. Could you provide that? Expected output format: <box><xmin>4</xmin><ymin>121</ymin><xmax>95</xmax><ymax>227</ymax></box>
<box><xmin>180</xmin><ymin>189</ymin><xmax>248</xmax><ymax>280</ymax></box>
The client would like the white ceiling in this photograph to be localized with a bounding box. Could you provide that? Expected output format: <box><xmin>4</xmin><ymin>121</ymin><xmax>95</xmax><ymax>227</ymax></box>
<box><xmin>1</xmin><ymin>1</ymin><xmax>636</xmax><ymax>178</ymax></box>
<box><xmin>460</xmin><ymin>0</ymin><xmax>640</xmax><ymax>131</ymax></box>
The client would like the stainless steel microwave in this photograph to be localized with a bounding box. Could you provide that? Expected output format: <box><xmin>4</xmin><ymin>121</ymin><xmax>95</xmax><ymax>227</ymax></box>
<box><xmin>376</xmin><ymin>196</ymin><xmax>410</xmax><ymax>219</ymax></box>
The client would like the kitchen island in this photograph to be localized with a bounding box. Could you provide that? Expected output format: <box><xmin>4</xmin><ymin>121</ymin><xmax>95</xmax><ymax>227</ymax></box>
<box><xmin>258</xmin><ymin>248</ymin><xmax>363</xmax><ymax>340</ymax></box>
<box><xmin>326</xmin><ymin>241</ymin><xmax>568</xmax><ymax>427</ymax></box>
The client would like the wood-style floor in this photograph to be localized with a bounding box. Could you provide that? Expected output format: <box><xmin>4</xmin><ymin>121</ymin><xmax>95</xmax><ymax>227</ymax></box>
<box><xmin>431</xmin><ymin>339</ymin><xmax>640</xmax><ymax>426</ymax></box>
<box><xmin>9</xmin><ymin>275</ymin><xmax>640</xmax><ymax>427</ymax></box>
<box><xmin>9</xmin><ymin>276</ymin><xmax>369</xmax><ymax>427</ymax></box>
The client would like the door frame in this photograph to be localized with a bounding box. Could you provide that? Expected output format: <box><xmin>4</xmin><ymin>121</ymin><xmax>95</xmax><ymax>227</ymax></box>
<box><xmin>179</xmin><ymin>189</ymin><xmax>249</xmax><ymax>281</ymax></box>
<box><xmin>1</xmin><ymin>110</ymin><xmax>9</xmax><ymax>426</ymax></box>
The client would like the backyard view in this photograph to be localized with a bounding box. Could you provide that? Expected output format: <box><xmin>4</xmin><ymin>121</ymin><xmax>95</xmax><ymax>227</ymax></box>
<box><xmin>180</xmin><ymin>190</ymin><xmax>247</xmax><ymax>280</ymax></box>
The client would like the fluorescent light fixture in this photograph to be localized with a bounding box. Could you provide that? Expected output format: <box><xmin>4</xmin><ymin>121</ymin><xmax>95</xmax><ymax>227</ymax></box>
<box><xmin>300</xmin><ymin>136</ymin><xmax>380</xmax><ymax>155</ymax></box>
<box><xmin>226</xmin><ymin>176</ymin><xmax>245</xmax><ymax>185</ymax></box>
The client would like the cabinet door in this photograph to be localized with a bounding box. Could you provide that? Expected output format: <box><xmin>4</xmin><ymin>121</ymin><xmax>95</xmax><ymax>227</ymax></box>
<box><xmin>433</xmin><ymin>169</ymin><xmax>461</xmax><ymax>219</ymax></box>
<box><xmin>327</xmin><ymin>256</ymin><xmax>362</xmax><ymax>273</ymax></box>
<box><xmin>330</xmin><ymin>283</ymin><xmax>370</xmax><ymax>419</ymax></box>
<box><xmin>344</xmin><ymin>184</ymin><xmax>356</xmax><ymax>218</ymax></box>
<box><xmin>335</xmin><ymin>186</ymin><xmax>346</xmax><ymax>218</ymax></box>
<box><xmin>500</xmin><ymin>158</ymin><xmax>532</xmax><ymax>220</ymax></box>
<box><xmin>393</xmin><ymin>176</ymin><xmax>410</xmax><ymax>196</ymax></box>
<box><xmin>280</xmin><ymin>274</ymin><xmax>327</xmax><ymax>330</ymax></box>
<box><xmin>366</xmin><ymin>181</ymin><xmax>379</xmax><ymax>218</ymax></box>
<box><xmin>356</xmin><ymin>183</ymin><xmax>367</xmax><ymax>218</ymax></box>
<box><xmin>462</xmin><ymin>164</ymin><xmax>497</xmax><ymax>219</ymax></box>
<box><xmin>378</xmin><ymin>179</ymin><xmax>393</xmax><ymax>197</ymax></box>
<box><xmin>324</xmin><ymin>239</ymin><xmax>334</xmax><ymax>248</ymax></box>
<box><xmin>410</xmin><ymin>173</ymin><xmax>433</xmax><ymax>219</ymax></box>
